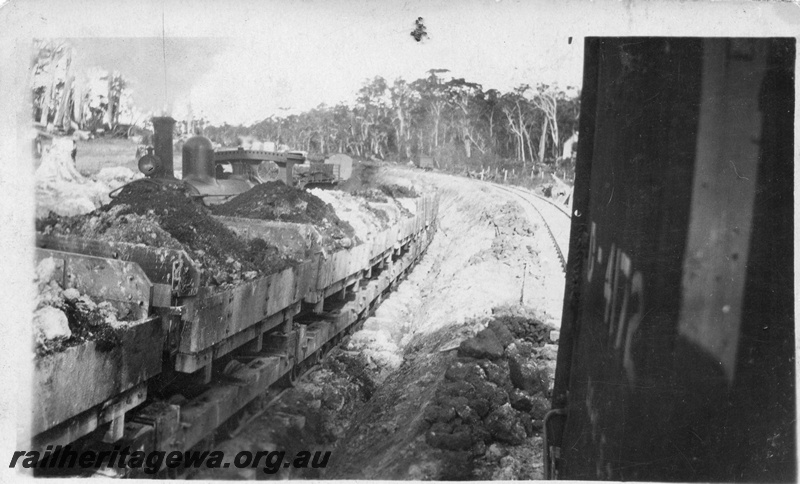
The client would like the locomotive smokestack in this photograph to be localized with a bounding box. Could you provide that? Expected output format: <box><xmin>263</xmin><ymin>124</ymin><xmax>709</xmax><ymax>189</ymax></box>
<box><xmin>152</xmin><ymin>116</ymin><xmax>176</xmax><ymax>178</ymax></box>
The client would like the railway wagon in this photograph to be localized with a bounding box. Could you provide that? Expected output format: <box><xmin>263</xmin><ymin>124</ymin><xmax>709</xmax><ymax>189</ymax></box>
<box><xmin>415</xmin><ymin>155</ymin><xmax>435</xmax><ymax>170</ymax></box>
<box><xmin>32</xmin><ymin>198</ymin><xmax>438</xmax><ymax>467</ymax></box>
<box><xmin>29</xmin><ymin>124</ymin><xmax>439</xmax><ymax>470</ymax></box>
<box><xmin>548</xmin><ymin>38</ymin><xmax>795</xmax><ymax>482</ymax></box>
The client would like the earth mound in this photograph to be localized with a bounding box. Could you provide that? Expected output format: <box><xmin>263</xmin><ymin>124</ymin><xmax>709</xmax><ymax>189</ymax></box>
<box><xmin>38</xmin><ymin>179</ymin><xmax>290</xmax><ymax>288</ymax></box>
<box><xmin>212</xmin><ymin>181</ymin><xmax>356</xmax><ymax>248</ymax></box>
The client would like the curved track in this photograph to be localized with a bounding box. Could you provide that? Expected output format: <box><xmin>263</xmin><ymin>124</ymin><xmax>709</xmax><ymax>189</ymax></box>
<box><xmin>490</xmin><ymin>183</ymin><xmax>572</xmax><ymax>272</ymax></box>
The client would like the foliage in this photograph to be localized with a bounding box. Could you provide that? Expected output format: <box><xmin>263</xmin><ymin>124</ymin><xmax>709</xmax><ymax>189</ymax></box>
<box><xmin>202</xmin><ymin>72</ymin><xmax>580</xmax><ymax>177</ymax></box>
<box><xmin>31</xmin><ymin>39</ymin><xmax>132</xmax><ymax>134</ymax></box>
<box><xmin>29</xmin><ymin>39</ymin><xmax>580</xmax><ymax>177</ymax></box>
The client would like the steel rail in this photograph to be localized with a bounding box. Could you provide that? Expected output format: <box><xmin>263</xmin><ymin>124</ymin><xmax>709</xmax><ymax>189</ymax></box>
<box><xmin>489</xmin><ymin>182</ymin><xmax>570</xmax><ymax>272</ymax></box>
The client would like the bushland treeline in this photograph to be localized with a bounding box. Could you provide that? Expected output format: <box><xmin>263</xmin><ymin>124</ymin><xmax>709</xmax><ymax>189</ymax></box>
<box><xmin>204</xmin><ymin>69</ymin><xmax>580</xmax><ymax>178</ymax></box>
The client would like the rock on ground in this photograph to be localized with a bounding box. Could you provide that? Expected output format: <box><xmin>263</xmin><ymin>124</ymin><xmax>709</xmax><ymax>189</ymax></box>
<box><xmin>458</xmin><ymin>327</ymin><xmax>504</xmax><ymax>360</ymax></box>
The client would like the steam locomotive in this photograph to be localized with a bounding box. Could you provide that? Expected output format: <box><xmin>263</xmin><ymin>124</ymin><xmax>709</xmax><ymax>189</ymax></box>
<box><xmin>135</xmin><ymin>117</ymin><xmax>306</xmax><ymax>204</ymax></box>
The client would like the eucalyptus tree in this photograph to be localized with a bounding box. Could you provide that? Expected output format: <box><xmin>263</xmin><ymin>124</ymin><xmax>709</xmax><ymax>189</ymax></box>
<box><xmin>389</xmin><ymin>78</ymin><xmax>419</xmax><ymax>159</ymax></box>
<box><xmin>444</xmin><ymin>77</ymin><xmax>485</xmax><ymax>160</ymax></box>
<box><xmin>355</xmin><ymin>76</ymin><xmax>395</xmax><ymax>158</ymax></box>
<box><xmin>499</xmin><ymin>86</ymin><xmax>534</xmax><ymax>164</ymax></box>
<box><xmin>410</xmin><ymin>69</ymin><xmax>450</xmax><ymax>154</ymax></box>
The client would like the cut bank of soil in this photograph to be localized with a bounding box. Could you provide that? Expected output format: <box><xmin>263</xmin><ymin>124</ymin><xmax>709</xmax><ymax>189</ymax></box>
<box><xmin>327</xmin><ymin>311</ymin><xmax>556</xmax><ymax>480</ymax></box>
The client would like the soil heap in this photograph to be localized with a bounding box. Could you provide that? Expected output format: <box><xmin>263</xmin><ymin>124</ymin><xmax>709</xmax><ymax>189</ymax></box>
<box><xmin>38</xmin><ymin>179</ymin><xmax>290</xmax><ymax>288</ymax></box>
<box><xmin>212</xmin><ymin>181</ymin><xmax>357</xmax><ymax>250</ymax></box>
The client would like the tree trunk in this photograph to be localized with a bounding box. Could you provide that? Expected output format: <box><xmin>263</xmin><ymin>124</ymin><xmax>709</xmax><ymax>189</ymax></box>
<box><xmin>39</xmin><ymin>51</ymin><xmax>60</xmax><ymax>126</ymax></box>
<box><xmin>73</xmin><ymin>81</ymin><xmax>84</xmax><ymax>129</ymax></box>
<box><xmin>538</xmin><ymin>118</ymin><xmax>548</xmax><ymax>166</ymax></box>
<box><xmin>517</xmin><ymin>107</ymin><xmax>526</xmax><ymax>164</ymax></box>
<box><xmin>54</xmin><ymin>73</ymin><xmax>73</xmax><ymax>130</ymax></box>
<box><xmin>103</xmin><ymin>76</ymin><xmax>114</xmax><ymax>129</ymax></box>
<box><xmin>523</xmin><ymin>127</ymin><xmax>535</xmax><ymax>166</ymax></box>
<box><xmin>54</xmin><ymin>49</ymin><xmax>73</xmax><ymax>129</ymax></box>
<box><xmin>488</xmin><ymin>111</ymin><xmax>495</xmax><ymax>148</ymax></box>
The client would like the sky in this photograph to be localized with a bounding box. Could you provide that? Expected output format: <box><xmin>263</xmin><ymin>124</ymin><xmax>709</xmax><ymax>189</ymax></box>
<box><xmin>12</xmin><ymin>0</ymin><xmax>796</xmax><ymax>126</ymax></box>
<box><xmin>58</xmin><ymin>3</ymin><xmax>587</xmax><ymax>125</ymax></box>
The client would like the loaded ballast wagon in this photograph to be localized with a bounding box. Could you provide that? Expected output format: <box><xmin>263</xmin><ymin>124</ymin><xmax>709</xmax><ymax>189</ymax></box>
<box><xmin>29</xmin><ymin>118</ymin><xmax>439</xmax><ymax>475</ymax></box>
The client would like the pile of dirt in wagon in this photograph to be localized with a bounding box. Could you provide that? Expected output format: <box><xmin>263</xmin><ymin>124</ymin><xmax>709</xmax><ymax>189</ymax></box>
<box><xmin>307</xmin><ymin>182</ymin><xmax>419</xmax><ymax>243</ymax></box>
<box><xmin>37</xmin><ymin>180</ymin><xmax>291</xmax><ymax>288</ymax></box>
<box><xmin>337</xmin><ymin>161</ymin><xmax>419</xmax><ymax>199</ymax></box>
<box><xmin>378</xmin><ymin>184</ymin><xmax>418</xmax><ymax>199</ymax></box>
<box><xmin>308</xmin><ymin>189</ymin><xmax>392</xmax><ymax>242</ymax></box>
<box><xmin>33</xmin><ymin>257</ymin><xmax>129</xmax><ymax>357</ymax></box>
<box><xmin>212</xmin><ymin>181</ymin><xmax>357</xmax><ymax>250</ymax></box>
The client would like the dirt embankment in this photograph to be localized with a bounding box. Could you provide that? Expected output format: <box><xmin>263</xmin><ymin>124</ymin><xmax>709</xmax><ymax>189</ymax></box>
<box><xmin>327</xmin><ymin>309</ymin><xmax>557</xmax><ymax>480</ymax></box>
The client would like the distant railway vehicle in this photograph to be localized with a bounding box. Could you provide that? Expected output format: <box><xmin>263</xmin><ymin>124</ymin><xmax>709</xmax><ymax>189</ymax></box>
<box><xmin>416</xmin><ymin>155</ymin><xmax>435</xmax><ymax>170</ymax></box>
<box><xmin>547</xmin><ymin>38</ymin><xmax>795</xmax><ymax>482</ymax></box>
<box><xmin>292</xmin><ymin>161</ymin><xmax>339</xmax><ymax>188</ymax></box>
<box><xmin>325</xmin><ymin>153</ymin><xmax>353</xmax><ymax>180</ymax></box>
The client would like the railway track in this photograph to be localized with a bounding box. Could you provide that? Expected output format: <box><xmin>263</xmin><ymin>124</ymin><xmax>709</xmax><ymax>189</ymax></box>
<box><xmin>489</xmin><ymin>182</ymin><xmax>572</xmax><ymax>272</ymax></box>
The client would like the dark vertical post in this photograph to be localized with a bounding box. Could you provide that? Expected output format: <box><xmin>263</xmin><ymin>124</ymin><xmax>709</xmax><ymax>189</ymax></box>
<box><xmin>152</xmin><ymin>116</ymin><xmax>176</xmax><ymax>178</ymax></box>
<box><xmin>551</xmin><ymin>38</ymin><xmax>600</xmax><ymax>410</ymax></box>
<box><xmin>285</xmin><ymin>160</ymin><xmax>295</xmax><ymax>185</ymax></box>
<box><xmin>545</xmin><ymin>37</ymin><xmax>600</xmax><ymax>480</ymax></box>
